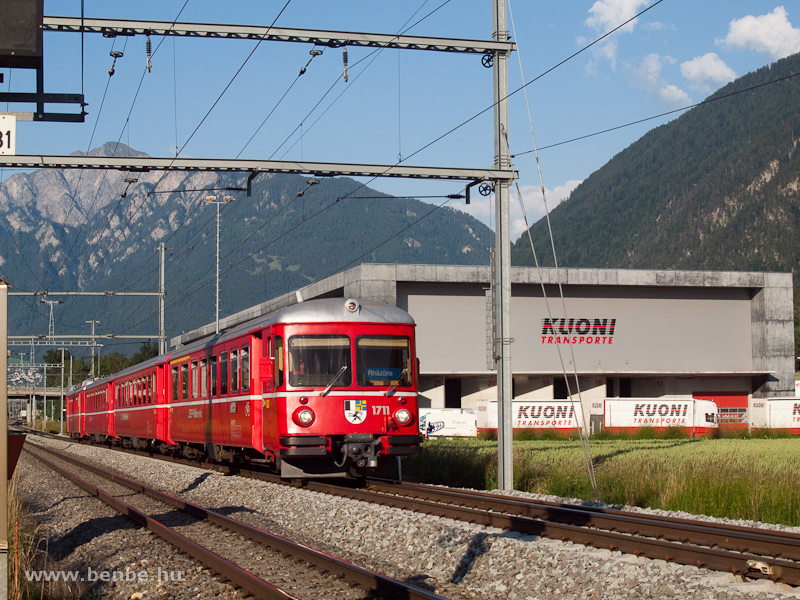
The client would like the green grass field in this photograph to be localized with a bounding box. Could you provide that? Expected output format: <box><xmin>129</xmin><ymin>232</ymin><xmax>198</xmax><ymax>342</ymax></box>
<box><xmin>401</xmin><ymin>436</ymin><xmax>800</xmax><ymax>526</ymax></box>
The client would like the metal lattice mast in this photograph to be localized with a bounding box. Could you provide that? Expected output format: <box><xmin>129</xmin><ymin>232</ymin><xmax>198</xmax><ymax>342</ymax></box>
<box><xmin>39</xmin><ymin>299</ymin><xmax>64</xmax><ymax>338</ymax></box>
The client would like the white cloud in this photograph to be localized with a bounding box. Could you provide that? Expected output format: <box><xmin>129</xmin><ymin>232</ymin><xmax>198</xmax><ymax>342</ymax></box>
<box><xmin>630</xmin><ymin>54</ymin><xmax>691</xmax><ymax>105</ymax></box>
<box><xmin>718</xmin><ymin>6</ymin><xmax>800</xmax><ymax>60</ymax></box>
<box><xmin>642</xmin><ymin>21</ymin><xmax>674</xmax><ymax>31</ymax></box>
<box><xmin>453</xmin><ymin>180</ymin><xmax>582</xmax><ymax>240</ymax></box>
<box><xmin>586</xmin><ymin>0</ymin><xmax>651</xmax><ymax>34</ymax></box>
<box><xmin>585</xmin><ymin>0</ymin><xmax>651</xmax><ymax>70</ymax></box>
<box><xmin>680</xmin><ymin>53</ymin><xmax>737</xmax><ymax>93</ymax></box>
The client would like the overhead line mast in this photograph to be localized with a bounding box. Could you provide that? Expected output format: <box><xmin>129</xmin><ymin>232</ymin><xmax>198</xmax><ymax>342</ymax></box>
<box><xmin>493</xmin><ymin>0</ymin><xmax>514</xmax><ymax>492</ymax></box>
<box><xmin>12</xmin><ymin>4</ymin><xmax>519</xmax><ymax>492</ymax></box>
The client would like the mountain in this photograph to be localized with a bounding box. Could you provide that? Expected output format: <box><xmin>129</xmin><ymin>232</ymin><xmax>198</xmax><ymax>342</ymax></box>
<box><xmin>511</xmin><ymin>52</ymin><xmax>800</xmax><ymax>277</ymax></box>
<box><xmin>0</xmin><ymin>144</ymin><xmax>493</xmax><ymax>349</ymax></box>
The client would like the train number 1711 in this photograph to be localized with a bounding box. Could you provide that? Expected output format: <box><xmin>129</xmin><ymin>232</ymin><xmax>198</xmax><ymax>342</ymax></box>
<box><xmin>372</xmin><ymin>405</ymin><xmax>390</xmax><ymax>415</ymax></box>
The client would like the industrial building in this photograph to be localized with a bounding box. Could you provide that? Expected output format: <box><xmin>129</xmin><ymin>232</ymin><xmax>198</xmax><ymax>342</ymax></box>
<box><xmin>172</xmin><ymin>264</ymin><xmax>794</xmax><ymax>431</ymax></box>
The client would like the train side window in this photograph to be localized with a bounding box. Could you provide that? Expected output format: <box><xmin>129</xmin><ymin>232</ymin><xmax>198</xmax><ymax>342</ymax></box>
<box><xmin>210</xmin><ymin>356</ymin><xmax>218</xmax><ymax>396</ymax></box>
<box><xmin>200</xmin><ymin>359</ymin><xmax>208</xmax><ymax>398</ymax></box>
<box><xmin>191</xmin><ymin>360</ymin><xmax>199</xmax><ymax>399</ymax></box>
<box><xmin>172</xmin><ymin>367</ymin><xmax>179</xmax><ymax>401</ymax></box>
<box><xmin>241</xmin><ymin>345</ymin><xmax>250</xmax><ymax>392</ymax></box>
<box><xmin>231</xmin><ymin>349</ymin><xmax>239</xmax><ymax>393</ymax></box>
<box><xmin>151</xmin><ymin>373</ymin><xmax>156</xmax><ymax>404</ymax></box>
<box><xmin>181</xmin><ymin>363</ymin><xmax>189</xmax><ymax>400</ymax></box>
<box><xmin>274</xmin><ymin>336</ymin><xmax>284</xmax><ymax>387</ymax></box>
<box><xmin>220</xmin><ymin>352</ymin><xmax>229</xmax><ymax>395</ymax></box>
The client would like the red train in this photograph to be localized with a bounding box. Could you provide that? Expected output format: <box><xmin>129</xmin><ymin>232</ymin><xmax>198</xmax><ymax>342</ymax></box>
<box><xmin>66</xmin><ymin>298</ymin><xmax>422</xmax><ymax>477</ymax></box>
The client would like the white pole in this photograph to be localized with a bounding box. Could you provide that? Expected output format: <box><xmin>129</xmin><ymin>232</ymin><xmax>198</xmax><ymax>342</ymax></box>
<box><xmin>0</xmin><ymin>278</ymin><xmax>9</xmax><ymax>600</ymax></box>
<box><xmin>159</xmin><ymin>243</ymin><xmax>167</xmax><ymax>353</ymax></box>
<box><xmin>43</xmin><ymin>365</ymin><xmax>47</xmax><ymax>431</ymax></box>
<box><xmin>216</xmin><ymin>201</ymin><xmax>220</xmax><ymax>334</ymax></box>
<box><xmin>60</xmin><ymin>348</ymin><xmax>65</xmax><ymax>435</ymax></box>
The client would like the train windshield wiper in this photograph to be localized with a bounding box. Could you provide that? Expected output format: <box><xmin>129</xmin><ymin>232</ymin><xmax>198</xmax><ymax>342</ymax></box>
<box><xmin>384</xmin><ymin>368</ymin><xmax>409</xmax><ymax>397</ymax></box>
<box><xmin>320</xmin><ymin>365</ymin><xmax>348</xmax><ymax>397</ymax></box>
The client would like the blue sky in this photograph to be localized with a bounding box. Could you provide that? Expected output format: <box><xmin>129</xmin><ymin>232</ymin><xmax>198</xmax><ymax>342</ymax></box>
<box><xmin>3</xmin><ymin>1</ymin><xmax>800</xmax><ymax>238</ymax></box>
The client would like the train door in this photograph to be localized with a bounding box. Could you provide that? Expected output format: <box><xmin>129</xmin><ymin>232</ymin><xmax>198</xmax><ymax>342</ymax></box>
<box><xmin>248</xmin><ymin>334</ymin><xmax>263</xmax><ymax>453</ymax></box>
<box><xmin>106</xmin><ymin>381</ymin><xmax>117</xmax><ymax>438</ymax></box>
<box><xmin>78</xmin><ymin>389</ymin><xmax>87</xmax><ymax>436</ymax></box>
<box><xmin>213</xmin><ymin>350</ymin><xmax>231</xmax><ymax>446</ymax></box>
<box><xmin>261</xmin><ymin>332</ymin><xmax>282</xmax><ymax>459</ymax></box>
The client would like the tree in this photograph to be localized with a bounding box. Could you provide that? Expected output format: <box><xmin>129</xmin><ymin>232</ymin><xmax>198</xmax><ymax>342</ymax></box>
<box><xmin>131</xmin><ymin>341</ymin><xmax>159</xmax><ymax>366</ymax></box>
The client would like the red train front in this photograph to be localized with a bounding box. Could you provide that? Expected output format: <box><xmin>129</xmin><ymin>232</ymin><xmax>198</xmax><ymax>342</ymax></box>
<box><xmin>66</xmin><ymin>298</ymin><xmax>423</xmax><ymax>478</ymax></box>
<box><xmin>261</xmin><ymin>298</ymin><xmax>421</xmax><ymax>477</ymax></box>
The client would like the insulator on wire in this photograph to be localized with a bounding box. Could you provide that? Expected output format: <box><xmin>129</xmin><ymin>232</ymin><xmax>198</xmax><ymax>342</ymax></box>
<box><xmin>108</xmin><ymin>50</ymin><xmax>123</xmax><ymax>77</ymax></box>
<box><xmin>343</xmin><ymin>47</ymin><xmax>349</xmax><ymax>82</ymax></box>
<box><xmin>299</xmin><ymin>48</ymin><xmax>323</xmax><ymax>77</ymax></box>
<box><xmin>146</xmin><ymin>35</ymin><xmax>152</xmax><ymax>73</ymax></box>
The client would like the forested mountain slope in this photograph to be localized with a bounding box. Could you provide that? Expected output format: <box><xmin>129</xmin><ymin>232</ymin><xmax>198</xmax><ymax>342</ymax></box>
<box><xmin>512</xmin><ymin>52</ymin><xmax>800</xmax><ymax>277</ymax></box>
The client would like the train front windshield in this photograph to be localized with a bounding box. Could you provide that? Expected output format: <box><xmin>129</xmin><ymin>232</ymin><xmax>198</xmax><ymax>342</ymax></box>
<box><xmin>356</xmin><ymin>336</ymin><xmax>412</xmax><ymax>387</ymax></box>
<box><xmin>288</xmin><ymin>335</ymin><xmax>352</xmax><ymax>387</ymax></box>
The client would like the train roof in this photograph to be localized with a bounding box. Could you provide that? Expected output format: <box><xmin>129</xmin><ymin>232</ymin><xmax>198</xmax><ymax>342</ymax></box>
<box><xmin>68</xmin><ymin>299</ymin><xmax>411</xmax><ymax>390</ymax></box>
<box><xmin>82</xmin><ymin>298</ymin><xmax>415</xmax><ymax>387</ymax></box>
<box><xmin>262</xmin><ymin>298</ymin><xmax>415</xmax><ymax>327</ymax></box>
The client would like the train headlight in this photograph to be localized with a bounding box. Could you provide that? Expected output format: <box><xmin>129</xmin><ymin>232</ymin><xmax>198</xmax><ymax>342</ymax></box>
<box><xmin>394</xmin><ymin>408</ymin><xmax>413</xmax><ymax>425</ymax></box>
<box><xmin>293</xmin><ymin>407</ymin><xmax>315</xmax><ymax>427</ymax></box>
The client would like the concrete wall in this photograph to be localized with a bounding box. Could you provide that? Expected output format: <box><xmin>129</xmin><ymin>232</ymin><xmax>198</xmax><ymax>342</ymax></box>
<box><xmin>171</xmin><ymin>264</ymin><xmax>795</xmax><ymax>405</ymax></box>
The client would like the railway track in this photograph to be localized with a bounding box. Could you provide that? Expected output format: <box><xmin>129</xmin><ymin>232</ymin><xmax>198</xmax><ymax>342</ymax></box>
<box><xmin>21</xmin><ymin>429</ymin><xmax>800</xmax><ymax>588</ymax></box>
<box><xmin>24</xmin><ymin>442</ymin><xmax>448</xmax><ymax>600</ymax></box>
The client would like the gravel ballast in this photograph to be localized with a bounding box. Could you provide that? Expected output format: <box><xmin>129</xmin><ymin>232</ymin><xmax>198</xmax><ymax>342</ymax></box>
<box><xmin>17</xmin><ymin>436</ymin><xmax>800</xmax><ymax>600</ymax></box>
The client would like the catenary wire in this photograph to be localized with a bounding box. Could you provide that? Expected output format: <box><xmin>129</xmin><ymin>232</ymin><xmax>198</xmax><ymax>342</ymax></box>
<box><xmin>64</xmin><ymin>1</ymin><xmax>297</xmax><ymax>330</ymax></box>
<box><xmin>318</xmin><ymin>0</ymin><xmax>669</xmax><ymax>212</ymax></box>
<box><xmin>512</xmin><ymin>70</ymin><xmax>800</xmax><ymax>156</ymax></box>
<box><xmin>61</xmin><ymin>1</ymin><xmax>291</xmax><ymax>318</ymax></box>
<box><xmin>114</xmin><ymin>182</ymin><xmax>468</xmax><ymax>337</ymax></box>
<box><xmin>125</xmin><ymin>0</ymin><xmax>449</xmax><ymax>302</ymax></box>
<box><xmin>56</xmin><ymin>2</ymin><xmax>193</xmax><ymax>318</ymax></box>
<box><xmin>507</xmin><ymin>0</ymin><xmax>599</xmax><ymax>501</ymax></box>
<box><xmin>81</xmin><ymin>0</ymin><xmax>656</xmax><ymax>338</ymax></box>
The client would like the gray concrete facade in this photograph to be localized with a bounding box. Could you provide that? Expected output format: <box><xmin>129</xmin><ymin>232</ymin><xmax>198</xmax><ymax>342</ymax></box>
<box><xmin>171</xmin><ymin>264</ymin><xmax>794</xmax><ymax>424</ymax></box>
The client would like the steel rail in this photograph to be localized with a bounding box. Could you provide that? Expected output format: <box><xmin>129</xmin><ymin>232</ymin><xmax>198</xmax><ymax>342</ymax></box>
<box><xmin>364</xmin><ymin>479</ymin><xmax>800</xmax><ymax>561</ymax></box>
<box><xmin>24</xmin><ymin>430</ymin><xmax>800</xmax><ymax>584</ymax></box>
<box><xmin>24</xmin><ymin>447</ymin><xmax>298</xmax><ymax>600</ymax></box>
<box><xmin>25</xmin><ymin>443</ymin><xmax>449</xmax><ymax>600</ymax></box>
<box><xmin>301</xmin><ymin>479</ymin><xmax>800</xmax><ymax>585</ymax></box>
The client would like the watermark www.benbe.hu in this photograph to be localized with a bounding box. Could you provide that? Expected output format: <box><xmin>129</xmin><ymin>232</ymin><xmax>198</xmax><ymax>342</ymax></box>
<box><xmin>26</xmin><ymin>567</ymin><xmax>184</xmax><ymax>583</ymax></box>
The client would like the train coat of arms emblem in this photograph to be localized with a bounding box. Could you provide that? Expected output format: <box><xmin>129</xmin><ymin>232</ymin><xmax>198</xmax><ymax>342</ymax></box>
<box><xmin>344</xmin><ymin>399</ymin><xmax>367</xmax><ymax>424</ymax></box>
